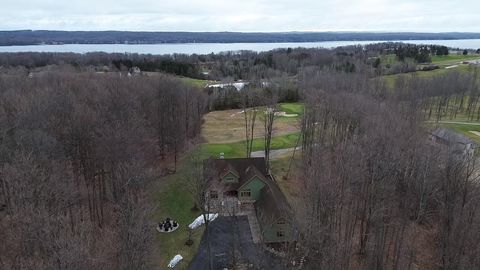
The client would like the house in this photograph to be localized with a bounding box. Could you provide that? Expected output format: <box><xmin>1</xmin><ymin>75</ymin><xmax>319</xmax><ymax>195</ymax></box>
<box><xmin>429</xmin><ymin>127</ymin><xmax>477</xmax><ymax>158</ymax></box>
<box><xmin>204</xmin><ymin>157</ymin><xmax>295</xmax><ymax>244</ymax></box>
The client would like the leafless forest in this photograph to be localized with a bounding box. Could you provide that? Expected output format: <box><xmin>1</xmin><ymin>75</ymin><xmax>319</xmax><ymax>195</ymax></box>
<box><xmin>0</xmin><ymin>71</ymin><xmax>206</xmax><ymax>269</ymax></box>
<box><xmin>0</xmin><ymin>44</ymin><xmax>480</xmax><ymax>269</ymax></box>
<box><xmin>298</xmin><ymin>70</ymin><xmax>480</xmax><ymax>269</ymax></box>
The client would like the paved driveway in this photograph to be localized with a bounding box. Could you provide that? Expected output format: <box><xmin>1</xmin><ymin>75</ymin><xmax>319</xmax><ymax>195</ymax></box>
<box><xmin>250</xmin><ymin>146</ymin><xmax>301</xmax><ymax>159</ymax></box>
<box><xmin>188</xmin><ymin>216</ymin><xmax>284</xmax><ymax>270</ymax></box>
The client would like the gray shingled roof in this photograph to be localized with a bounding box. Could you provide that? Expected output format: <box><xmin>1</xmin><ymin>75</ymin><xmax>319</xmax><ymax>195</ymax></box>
<box><xmin>204</xmin><ymin>157</ymin><xmax>267</xmax><ymax>189</ymax></box>
<box><xmin>254</xmin><ymin>175</ymin><xmax>292</xmax><ymax>228</ymax></box>
<box><xmin>431</xmin><ymin>127</ymin><xmax>476</xmax><ymax>146</ymax></box>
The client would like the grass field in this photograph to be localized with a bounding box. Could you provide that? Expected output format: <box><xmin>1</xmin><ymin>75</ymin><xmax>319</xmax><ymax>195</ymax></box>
<box><xmin>178</xmin><ymin>77</ymin><xmax>217</xmax><ymax>88</ymax></box>
<box><xmin>431</xmin><ymin>54</ymin><xmax>480</xmax><ymax>65</ymax></box>
<box><xmin>380</xmin><ymin>64</ymin><xmax>478</xmax><ymax>88</ymax></box>
<box><xmin>279</xmin><ymin>102</ymin><xmax>304</xmax><ymax>115</ymax></box>
<box><xmin>201</xmin><ymin>103</ymin><xmax>303</xmax><ymax>143</ymax></box>
<box><xmin>435</xmin><ymin>122</ymin><xmax>480</xmax><ymax>144</ymax></box>
<box><xmin>201</xmin><ymin>132</ymin><xmax>301</xmax><ymax>158</ymax></box>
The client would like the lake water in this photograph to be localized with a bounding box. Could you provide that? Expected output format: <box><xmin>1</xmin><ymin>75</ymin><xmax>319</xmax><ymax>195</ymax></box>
<box><xmin>1</xmin><ymin>39</ymin><xmax>480</xmax><ymax>55</ymax></box>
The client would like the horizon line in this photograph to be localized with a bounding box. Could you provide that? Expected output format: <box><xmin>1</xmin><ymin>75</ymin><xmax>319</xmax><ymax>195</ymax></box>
<box><xmin>2</xmin><ymin>30</ymin><xmax>480</xmax><ymax>34</ymax></box>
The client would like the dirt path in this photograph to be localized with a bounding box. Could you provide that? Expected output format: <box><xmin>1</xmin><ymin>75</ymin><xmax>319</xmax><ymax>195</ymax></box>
<box><xmin>430</xmin><ymin>121</ymin><xmax>480</xmax><ymax>126</ymax></box>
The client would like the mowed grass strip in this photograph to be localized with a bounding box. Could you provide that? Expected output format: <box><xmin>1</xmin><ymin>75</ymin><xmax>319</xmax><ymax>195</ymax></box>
<box><xmin>431</xmin><ymin>54</ymin><xmax>480</xmax><ymax>65</ymax></box>
<box><xmin>201</xmin><ymin>132</ymin><xmax>301</xmax><ymax>158</ymax></box>
<box><xmin>178</xmin><ymin>76</ymin><xmax>217</xmax><ymax>88</ymax></box>
<box><xmin>438</xmin><ymin>123</ymin><xmax>480</xmax><ymax>144</ymax></box>
<box><xmin>279</xmin><ymin>102</ymin><xmax>304</xmax><ymax>115</ymax></box>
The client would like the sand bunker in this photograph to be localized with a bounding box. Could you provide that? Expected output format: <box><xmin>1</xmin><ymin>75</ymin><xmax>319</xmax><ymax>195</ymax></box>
<box><xmin>274</xmin><ymin>111</ymin><xmax>298</xmax><ymax>117</ymax></box>
<box><xmin>469</xmin><ymin>131</ymin><xmax>480</xmax><ymax>137</ymax></box>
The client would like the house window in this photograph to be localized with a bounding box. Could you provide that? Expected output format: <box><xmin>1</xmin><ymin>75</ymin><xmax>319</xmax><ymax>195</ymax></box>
<box><xmin>277</xmin><ymin>220</ymin><xmax>286</xmax><ymax>225</ymax></box>
<box><xmin>277</xmin><ymin>230</ymin><xmax>285</xmax><ymax>238</ymax></box>
<box><xmin>240</xmin><ymin>189</ymin><xmax>251</xmax><ymax>198</ymax></box>
<box><xmin>224</xmin><ymin>176</ymin><xmax>237</xmax><ymax>182</ymax></box>
<box><xmin>210</xmin><ymin>191</ymin><xmax>218</xmax><ymax>199</ymax></box>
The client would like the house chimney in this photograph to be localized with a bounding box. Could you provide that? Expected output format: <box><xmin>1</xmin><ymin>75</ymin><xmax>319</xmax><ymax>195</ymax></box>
<box><xmin>219</xmin><ymin>152</ymin><xmax>224</xmax><ymax>159</ymax></box>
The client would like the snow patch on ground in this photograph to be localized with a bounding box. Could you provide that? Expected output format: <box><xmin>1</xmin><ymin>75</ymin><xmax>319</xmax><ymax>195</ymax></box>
<box><xmin>168</xmin><ymin>254</ymin><xmax>183</xmax><ymax>268</ymax></box>
<box><xmin>188</xmin><ymin>213</ymin><xmax>219</xmax><ymax>229</ymax></box>
<box><xmin>207</xmin><ymin>82</ymin><xmax>248</xmax><ymax>91</ymax></box>
<box><xmin>230</xmin><ymin>110</ymin><xmax>245</xmax><ymax>117</ymax></box>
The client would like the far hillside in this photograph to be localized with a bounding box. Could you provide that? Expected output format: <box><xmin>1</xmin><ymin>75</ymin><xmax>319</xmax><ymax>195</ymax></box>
<box><xmin>2</xmin><ymin>30</ymin><xmax>480</xmax><ymax>45</ymax></box>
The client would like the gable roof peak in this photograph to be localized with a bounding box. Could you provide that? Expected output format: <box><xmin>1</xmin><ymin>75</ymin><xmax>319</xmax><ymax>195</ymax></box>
<box><xmin>220</xmin><ymin>162</ymin><xmax>240</xmax><ymax>178</ymax></box>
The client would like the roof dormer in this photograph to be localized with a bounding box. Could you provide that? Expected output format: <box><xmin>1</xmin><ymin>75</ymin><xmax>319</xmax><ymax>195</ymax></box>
<box><xmin>220</xmin><ymin>163</ymin><xmax>239</xmax><ymax>183</ymax></box>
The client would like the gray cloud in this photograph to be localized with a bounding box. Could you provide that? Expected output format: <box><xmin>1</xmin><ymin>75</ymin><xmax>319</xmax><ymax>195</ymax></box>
<box><xmin>0</xmin><ymin>0</ymin><xmax>478</xmax><ymax>32</ymax></box>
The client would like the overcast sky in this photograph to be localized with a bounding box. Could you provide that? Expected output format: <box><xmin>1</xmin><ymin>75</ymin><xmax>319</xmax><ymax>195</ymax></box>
<box><xmin>1</xmin><ymin>0</ymin><xmax>478</xmax><ymax>32</ymax></box>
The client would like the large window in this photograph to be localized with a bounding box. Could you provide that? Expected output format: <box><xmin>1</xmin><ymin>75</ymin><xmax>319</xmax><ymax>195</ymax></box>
<box><xmin>210</xmin><ymin>191</ymin><xmax>218</xmax><ymax>199</ymax></box>
<box><xmin>240</xmin><ymin>189</ymin><xmax>251</xmax><ymax>198</ymax></box>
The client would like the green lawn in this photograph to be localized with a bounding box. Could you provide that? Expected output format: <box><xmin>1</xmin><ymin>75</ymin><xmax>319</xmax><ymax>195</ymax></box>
<box><xmin>279</xmin><ymin>103</ymin><xmax>304</xmax><ymax>115</ymax></box>
<box><xmin>179</xmin><ymin>77</ymin><xmax>216</xmax><ymax>88</ymax></box>
<box><xmin>437</xmin><ymin>123</ymin><xmax>480</xmax><ymax>144</ymax></box>
<box><xmin>276</xmin><ymin>103</ymin><xmax>304</xmax><ymax>125</ymax></box>
<box><xmin>152</xmin><ymin>155</ymin><xmax>205</xmax><ymax>270</ymax></box>
<box><xmin>416</xmin><ymin>65</ymin><xmax>469</xmax><ymax>77</ymax></box>
<box><xmin>431</xmin><ymin>54</ymin><xmax>480</xmax><ymax>65</ymax></box>
<box><xmin>380</xmin><ymin>64</ymin><xmax>478</xmax><ymax>88</ymax></box>
<box><xmin>201</xmin><ymin>132</ymin><xmax>301</xmax><ymax>158</ymax></box>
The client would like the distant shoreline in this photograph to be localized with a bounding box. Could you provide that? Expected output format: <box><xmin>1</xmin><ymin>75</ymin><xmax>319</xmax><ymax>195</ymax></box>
<box><xmin>1</xmin><ymin>30</ymin><xmax>480</xmax><ymax>46</ymax></box>
<box><xmin>1</xmin><ymin>40</ymin><xmax>480</xmax><ymax>55</ymax></box>
<box><xmin>0</xmin><ymin>39</ymin><xmax>479</xmax><ymax>47</ymax></box>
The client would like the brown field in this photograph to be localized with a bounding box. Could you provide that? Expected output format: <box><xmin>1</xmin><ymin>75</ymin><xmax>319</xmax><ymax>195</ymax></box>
<box><xmin>201</xmin><ymin>108</ymin><xmax>300</xmax><ymax>143</ymax></box>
